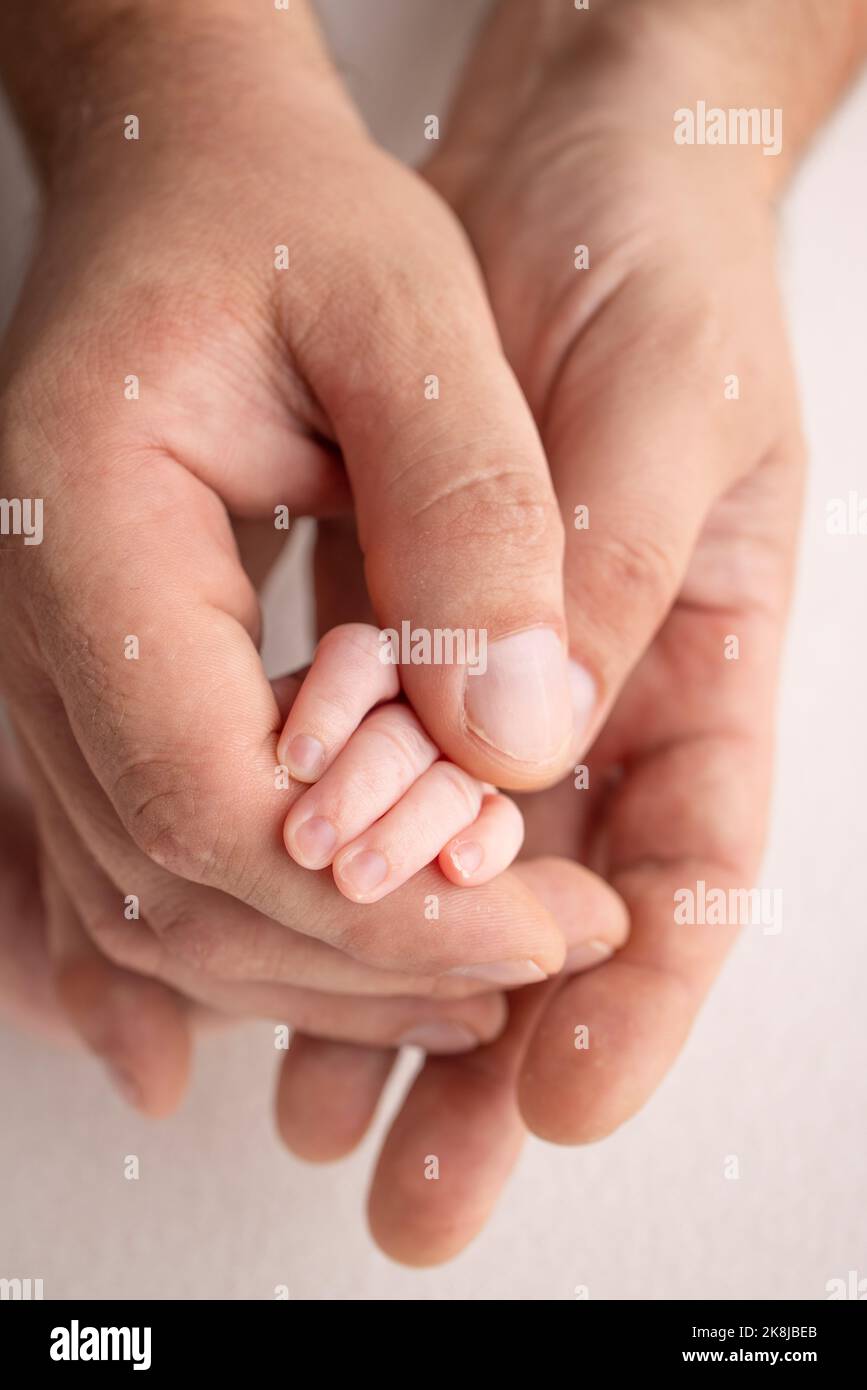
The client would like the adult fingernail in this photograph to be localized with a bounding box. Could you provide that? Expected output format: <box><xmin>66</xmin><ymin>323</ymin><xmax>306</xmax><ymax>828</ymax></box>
<box><xmin>292</xmin><ymin>815</ymin><xmax>337</xmax><ymax>865</ymax></box>
<box><xmin>397</xmin><ymin>1022</ymin><xmax>479</xmax><ymax>1053</ymax></box>
<box><xmin>105</xmin><ymin>1059</ymin><xmax>143</xmax><ymax>1109</ymax></box>
<box><xmin>337</xmin><ymin>848</ymin><xmax>388</xmax><ymax>898</ymax></box>
<box><xmin>283</xmin><ymin>734</ymin><xmax>326</xmax><ymax>780</ymax></box>
<box><xmin>563</xmin><ymin>939</ymin><xmax>614</xmax><ymax>972</ymax></box>
<box><xmin>446</xmin><ymin>959</ymin><xmax>547</xmax><ymax>987</ymax></box>
<box><xmin>450</xmin><ymin>840</ymin><xmax>483</xmax><ymax>877</ymax></box>
<box><xmin>464</xmin><ymin>628</ymin><xmax>573</xmax><ymax>763</ymax></box>
<box><xmin>569</xmin><ymin>659</ymin><xmax>597</xmax><ymax>744</ymax></box>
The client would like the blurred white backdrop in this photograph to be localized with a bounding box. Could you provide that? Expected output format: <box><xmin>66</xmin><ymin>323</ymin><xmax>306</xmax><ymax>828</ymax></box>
<box><xmin>0</xmin><ymin>0</ymin><xmax>865</xmax><ymax>1299</ymax></box>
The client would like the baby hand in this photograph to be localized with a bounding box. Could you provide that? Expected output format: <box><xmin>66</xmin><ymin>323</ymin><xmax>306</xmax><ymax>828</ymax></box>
<box><xmin>277</xmin><ymin>625</ymin><xmax>524</xmax><ymax>903</ymax></box>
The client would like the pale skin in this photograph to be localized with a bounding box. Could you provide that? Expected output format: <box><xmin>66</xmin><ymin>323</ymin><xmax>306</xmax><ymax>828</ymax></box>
<box><xmin>0</xmin><ymin>0</ymin><xmax>865</xmax><ymax>1265</ymax></box>
<box><xmin>0</xmin><ymin>0</ymin><xmax>624</xmax><ymax>1096</ymax></box>
<box><xmin>278</xmin><ymin>623</ymin><xmax>526</xmax><ymax>901</ymax></box>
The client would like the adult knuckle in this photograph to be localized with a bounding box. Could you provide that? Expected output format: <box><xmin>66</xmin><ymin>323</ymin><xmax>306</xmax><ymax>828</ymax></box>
<box><xmin>317</xmin><ymin>895</ymin><xmax>385</xmax><ymax>964</ymax></box>
<box><xmin>152</xmin><ymin>906</ymin><xmax>231</xmax><ymax>976</ymax></box>
<box><xmin>662</xmin><ymin>286</ymin><xmax>727</xmax><ymax>362</ymax></box>
<box><xmin>411</xmin><ymin>460</ymin><xmax>564</xmax><ymax>560</ymax></box>
<box><xmin>111</xmin><ymin>757</ymin><xmax>219</xmax><ymax>880</ymax></box>
<box><xmin>594</xmin><ymin>530</ymin><xmax>679</xmax><ymax>614</ymax></box>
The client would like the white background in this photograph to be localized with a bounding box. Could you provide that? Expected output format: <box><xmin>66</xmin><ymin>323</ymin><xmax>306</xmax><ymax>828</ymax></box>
<box><xmin>0</xmin><ymin>0</ymin><xmax>865</xmax><ymax>1299</ymax></box>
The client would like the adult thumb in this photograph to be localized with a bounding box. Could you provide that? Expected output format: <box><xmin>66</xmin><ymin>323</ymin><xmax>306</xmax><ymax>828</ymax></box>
<box><xmin>296</xmin><ymin>176</ymin><xmax>586</xmax><ymax>790</ymax></box>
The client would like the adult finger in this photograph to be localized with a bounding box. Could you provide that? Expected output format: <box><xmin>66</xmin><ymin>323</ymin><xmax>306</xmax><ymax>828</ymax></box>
<box><xmin>518</xmin><ymin>576</ymin><xmax>790</xmax><ymax>1142</ymax></box>
<box><xmin>496</xmin><ymin>246</ymin><xmax>797</xmax><ymax>756</ymax></box>
<box><xmin>15</xmin><ymin>728</ymin><xmax>193</xmax><ymax>1116</ymax></box>
<box><xmin>276</xmin><ymin>1037</ymin><xmax>396</xmax><ymax>1163</ymax></box>
<box><xmin>367</xmin><ymin>987</ymin><xmax>544</xmax><ymax>1266</ymax></box>
<box><xmin>19</xmin><ymin>735</ymin><xmax>516</xmax><ymax>1047</ymax></box>
<box><xmin>366</xmin><ymin>855</ymin><xmax>628</xmax><ymax>1264</ymax></box>
<box><xmin>35</xmin><ymin>780</ymin><xmax>513</xmax><ymax>1051</ymax></box>
<box><xmin>293</xmin><ymin>167</ymin><xmax>581</xmax><ymax>789</ymax></box>
<box><xmin>41</xmin><ymin>857</ymin><xmax>192</xmax><ymax>1117</ymax></box>
<box><xmin>9</xmin><ymin>659</ymin><xmax>568</xmax><ymax>980</ymax></box>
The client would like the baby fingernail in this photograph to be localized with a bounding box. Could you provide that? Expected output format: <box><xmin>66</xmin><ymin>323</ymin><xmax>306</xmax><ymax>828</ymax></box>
<box><xmin>284</xmin><ymin>734</ymin><xmax>326</xmax><ymax>780</ymax></box>
<box><xmin>464</xmin><ymin>628</ymin><xmax>574</xmax><ymax>764</ymax></box>
<box><xmin>447</xmin><ymin>959</ymin><xmax>547</xmax><ymax>987</ymax></box>
<box><xmin>338</xmin><ymin>848</ymin><xmax>388</xmax><ymax>897</ymax></box>
<box><xmin>450</xmin><ymin>840</ymin><xmax>483</xmax><ymax>877</ymax></box>
<box><xmin>397</xmin><ymin>1022</ymin><xmax>479</xmax><ymax>1053</ymax></box>
<box><xmin>292</xmin><ymin>815</ymin><xmax>337</xmax><ymax>865</ymax></box>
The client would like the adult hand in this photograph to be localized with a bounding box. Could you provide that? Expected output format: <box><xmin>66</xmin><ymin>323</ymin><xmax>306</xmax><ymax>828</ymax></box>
<box><xmin>0</xmin><ymin>0</ymin><xmax>595</xmax><ymax>1042</ymax></box>
<box><xmin>282</xmin><ymin>0</ymin><xmax>866</xmax><ymax>1264</ymax></box>
<box><xmin>0</xmin><ymin>706</ymin><xmax>625</xmax><ymax>1119</ymax></box>
<box><xmin>0</xmin><ymin>718</ymin><xmax>195</xmax><ymax>1109</ymax></box>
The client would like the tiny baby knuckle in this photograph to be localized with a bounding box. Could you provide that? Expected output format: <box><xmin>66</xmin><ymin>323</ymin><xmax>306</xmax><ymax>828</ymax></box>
<box><xmin>322</xmin><ymin>623</ymin><xmax>380</xmax><ymax>662</ymax></box>
<box><xmin>368</xmin><ymin>716</ymin><xmax>434</xmax><ymax>772</ymax></box>
<box><xmin>313</xmin><ymin>625</ymin><xmax>346</xmax><ymax>659</ymax></box>
<box><xmin>436</xmin><ymin>761</ymin><xmax>481</xmax><ymax>818</ymax></box>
